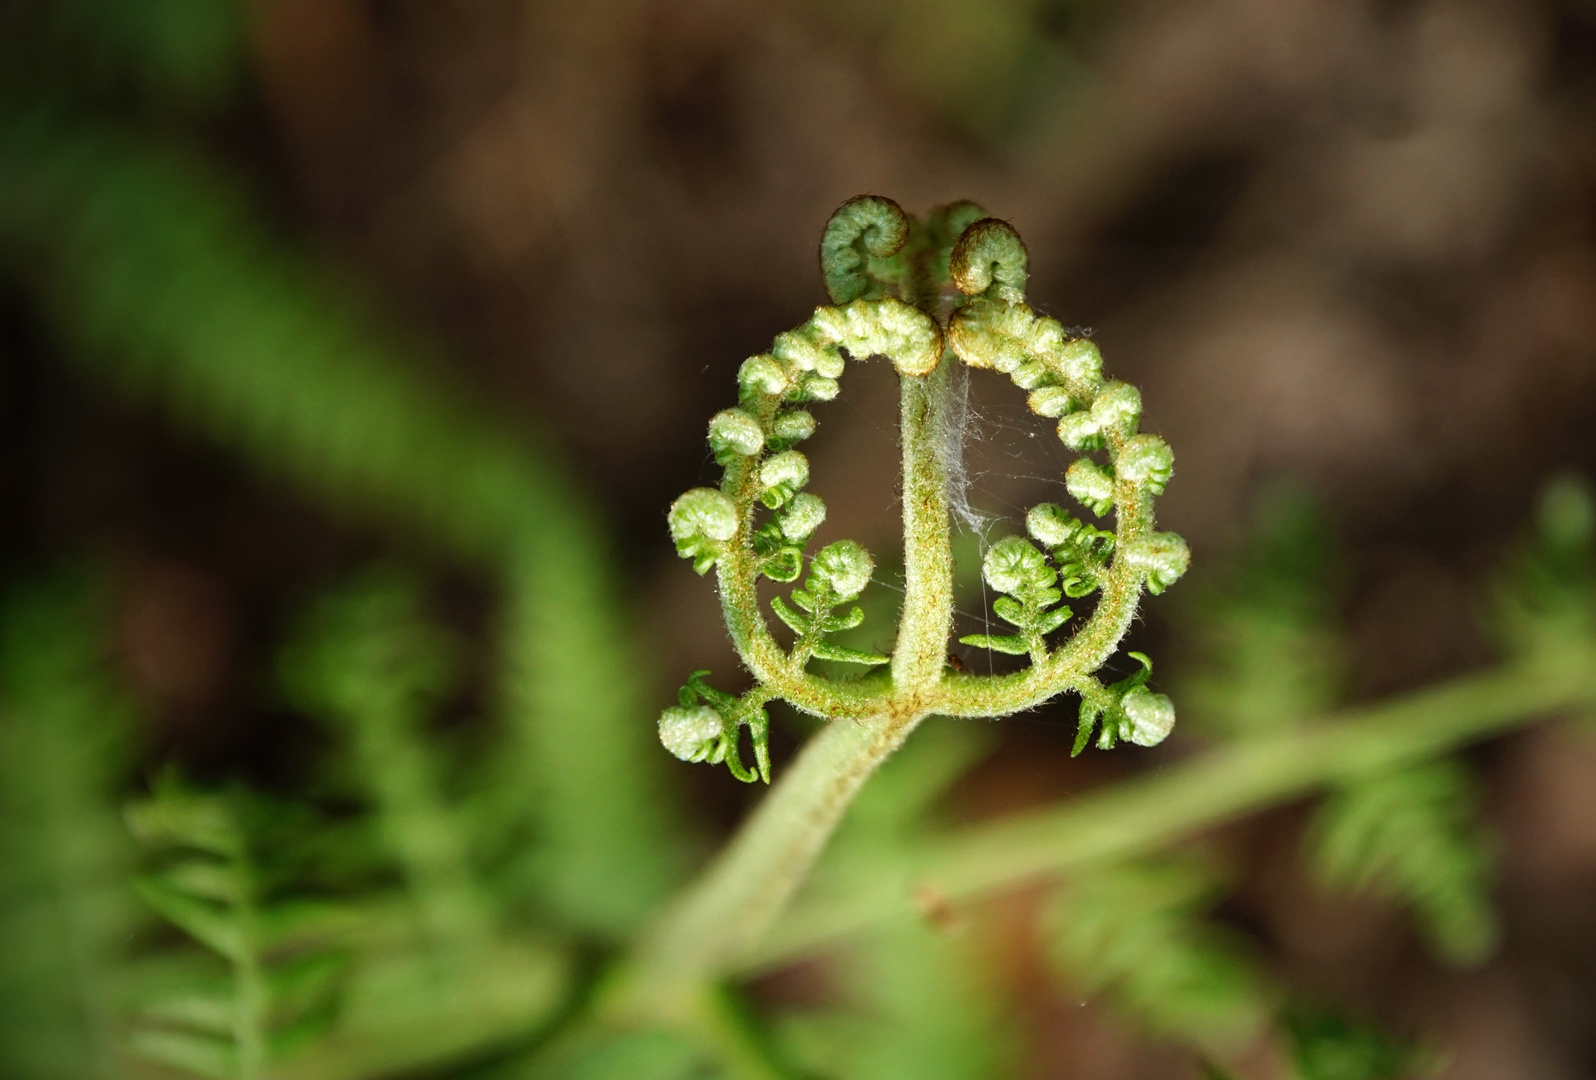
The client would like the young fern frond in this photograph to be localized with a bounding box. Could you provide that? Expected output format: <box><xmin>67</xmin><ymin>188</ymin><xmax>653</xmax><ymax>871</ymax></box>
<box><xmin>661</xmin><ymin>195</ymin><xmax>1190</xmax><ymax>785</ymax></box>
<box><xmin>627</xmin><ymin>195</ymin><xmax>1193</xmax><ymax>1016</ymax></box>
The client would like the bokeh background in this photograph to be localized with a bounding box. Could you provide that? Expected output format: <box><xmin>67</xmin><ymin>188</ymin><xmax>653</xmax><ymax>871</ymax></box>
<box><xmin>5</xmin><ymin>0</ymin><xmax>1596</xmax><ymax>1077</ymax></box>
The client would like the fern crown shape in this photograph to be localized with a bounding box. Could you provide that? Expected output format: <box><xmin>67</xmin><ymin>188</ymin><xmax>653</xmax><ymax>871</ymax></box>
<box><xmin>662</xmin><ymin>197</ymin><xmax>1191</xmax><ymax>781</ymax></box>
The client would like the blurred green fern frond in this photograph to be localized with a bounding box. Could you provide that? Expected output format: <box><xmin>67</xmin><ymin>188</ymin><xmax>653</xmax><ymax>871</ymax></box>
<box><xmin>0</xmin><ymin>574</ymin><xmax>137</xmax><ymax>1080</ymax></box>
<box><xmin>1042</xmin><ymin>857</ymin><xmax>1269</xmax><ymax>1049</ymax></box>
<box><xmin>776</xmin><ymin>921</ymin><xmax>1007</xmax><ymax>1080</ymax></box>
<box><xmin>125</xmin><ymin>779</ymin><xmax>346</xmax><ymax>1080</ymax></box>
<box><xmin>1308</xmin><ymin>760</ymin><xmax>1497</xmax><ymax>967</ymax></box>
<box><xmin>278</xmin><ymin>572</ymin><xmax>493</xmax><ymax>958</ymax></box>
<box><xmin>1281</xmin><ymin>1004</ymin><xmax>1434</xmax><ymax>1080</ymax></box>
<box><xmin>0</xmin><ymin>110</ymin><xmax>682</xmax><ymax>937</ymax></box>
<box><xmin>1493</xmin><ymin>474</ymin><xmax>1596</xmax><ymax>674</ymax></box>
<box><xmin>1180</xmin><ymin>481</ymin><xmax>1346</xmax><ymax>739</ymax></box>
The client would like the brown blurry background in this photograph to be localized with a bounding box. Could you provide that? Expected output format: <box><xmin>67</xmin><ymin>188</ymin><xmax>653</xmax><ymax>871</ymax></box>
<box><xmin>10</xmin><ymin>0</ymin><xmax>1596</xmax><ymax>1075</ymax></box>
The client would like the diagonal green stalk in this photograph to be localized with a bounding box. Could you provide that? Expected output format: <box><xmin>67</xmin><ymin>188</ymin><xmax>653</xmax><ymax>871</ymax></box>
<box><xmin>743</xmin><ymin>652</ymin><xmax>1596</xmax><ymax>971</ymax></box>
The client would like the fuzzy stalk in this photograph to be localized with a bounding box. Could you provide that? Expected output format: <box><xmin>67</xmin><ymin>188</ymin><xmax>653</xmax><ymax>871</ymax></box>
<box><xmin>614</xmin><ymin>705</ymin><xmax>925</xmax><ymax>1019</ymax></box>
<box><xmin>892</xmin><ymin>356</ymin><xmax>957</xmax><ymax>695</ymax></box>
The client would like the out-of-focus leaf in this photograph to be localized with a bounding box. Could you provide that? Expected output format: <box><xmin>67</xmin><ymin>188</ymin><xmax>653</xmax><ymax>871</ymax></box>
<box><xmin>0</xmin><ymin>113</ymin><xmax>685</xmax><ymax>935</ymax></box>
<box><xmin>0</xmin><ymin>574</ymin><xmax>137</xmax><ymax>1080</ymax></box>
<box><xmin>1492</xmin><ymin>474</ymin><xmax>1596</xmax><ymax>675</ymax></box>
<box><xmin>776</xmin><ymin>921</ymin><xmax>1007</xmax><ymax>1080</ymax></box>
<box><xmin>515</xmin><ymin>1027</ymin><xmax>709</xmax><ymax>1080</ymax></box>
<box><xmin>1043</xmin><ymin>857</ymin><xmax>1269</xmax><ymax>1049</ymax></box>
<box><xmin>1179</xmin><ymin>481</ymin><xmax>1346</xmax><ymax>739</ymax></box>
<box><xmin>1309</xmin><ymin>761</ymin><xmax>1496</xmax><ymax>967</ymax></box>
<box><xmin>1283</xmin><ymin>1005</ymin><xmax>1430</xmax><ymax>1080</ymax></box>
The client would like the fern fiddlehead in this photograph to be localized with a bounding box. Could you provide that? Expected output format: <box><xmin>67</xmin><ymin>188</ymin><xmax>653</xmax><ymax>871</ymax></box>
<box><xmin>661</xmin><ymin>196</ymin><xmax>1188</xmax><ymax>782</ymax></box>
<box><xmin>626</xmin><ymin>197</ymin><xmax>1191</xmax><ymax>1014</ymax></box>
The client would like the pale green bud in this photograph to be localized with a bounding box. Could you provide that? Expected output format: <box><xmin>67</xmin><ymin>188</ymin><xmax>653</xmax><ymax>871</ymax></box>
<box><xmin>708</xmin><ymin>409</ymin><xmax>765</xmax><ymax>459</ymax></box>
<box><xmin>813</xmin><ymin>539</ymin><xmax>874</xmax><ymax>600</ymax></box>
<box><xmin>772</xmin><ymin>330</ymin><xmax>829</xmax><ymax>373</ymax></box>
<box><xmin>1120</xmin><ymin>531</ymin><xmax>1191</xmax><ymax>594</ymax></box>
<box><xmin>1066</xmin><ymin>459</ymin><xmax>1116</xmax><ymax>516</ymax></box>
<box><xmin>983</xmin><ymin>535</ymin><xmax>1055</xmax><ymax>595</ymax></box>
<box><xmin>1056</xmin><ymin>411</ymin><xmax>1101</xmax><ymax>450</ymax></box>
<box><xmin>778</xmin><ymin>493</ymin><xmax>826</xmax><ymax>541</ymax></box>
<box><xmin>1120</xmin><ymin>687</ymin><xmax>1175</xmax><ymax>747</ymax></box>
<box><xmin>771</xmin><ymin>410</ymin><xmax>817</xmax><ymax>444</ymax></box>
<box><xmin>738</xmin><ymin>354</ymin><xmax>789</xmax><ymax>397</ymax></box>
<box><xmin>1028</xmin><ymin>385</ymin><xmax>1075</xmax><ymax>418</ymax></box>
<box><xmin>1117</xmin><ymin>434</ymin><xmax>1173</xmax><ymax>493</ymax></box>
<box><xmin>1089</xmin><ymin>382</ymin><xmax>1142</xmax><ymax>434</ymax></box>
<box><xmin>659</xmin><ymin>705</ymin><xmax>724</xmax><ymax>761</ymax></box>
<box><xmin>947</xmin><ymin>298</ymin><xmax>1031</xmax><ymax>373</ymax></box>
<box><xmin>950</xmin><ymin>218</ymin><xmax>1028</xmax><ymax>302</ymax></box>
<box><xmin>797</xmin><ymin>374</ymin><xmax>840</xmax><ymax>402</ymax></box>
<box><xmin>1028</xmin><ymin>316</ymin><xmax>1066</xmax><ymax>357</ymax></box>
<box><xmin>1026</xmin><ymin>503</ymin><xmax>1078</xmax><ymax>548</ymax></box>
<box><xmin>760</xmin><ymin>451</ymin><xmax>810</xmax><ymax>491</ymax></box>
<box><xmin>1058</xmin><ymin>338</ymin><xmax>1103</xmax><ymax>384</ymax></box>
<box><xmin>669</xmin><ymin>488</ymin><xmax>739</xmax><ymax>542</ymax></box>
<box><xmin>1012</xmin><ymin>360</ymin><xmax>1051</xmax><ymax>390</ymax></box>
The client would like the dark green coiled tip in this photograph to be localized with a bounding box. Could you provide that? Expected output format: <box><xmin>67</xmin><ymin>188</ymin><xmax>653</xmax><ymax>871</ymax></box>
<box><xmin>820</xmin><ymin>195</ymin><xmax>911</xmax><ymax>304</ymax></box>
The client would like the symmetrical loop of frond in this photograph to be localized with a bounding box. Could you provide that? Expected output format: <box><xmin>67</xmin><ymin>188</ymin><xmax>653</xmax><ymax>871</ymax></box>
<box><xmin>662</xmin><ymin>196</ymin><xmax>1191</xmax><ymax>781</ymax></box>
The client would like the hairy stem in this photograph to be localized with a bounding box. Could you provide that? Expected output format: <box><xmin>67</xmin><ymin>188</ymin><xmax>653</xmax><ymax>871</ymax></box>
<box><xmin>615</xmin><ymin>705</ymin><xmax>926</xmax><ymax>1019</ymax></box>
<box><xmin>743</xmin><ymin>654</ymin><xmax>1596</xmax><ymax>971</ymax></box>
<box><xmin>893</xmin><ymin>357</ymin><xmax>956</xmax><ymax>694</ymax></box>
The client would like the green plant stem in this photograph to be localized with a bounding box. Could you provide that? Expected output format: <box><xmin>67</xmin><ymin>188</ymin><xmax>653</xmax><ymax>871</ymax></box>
<box><xmin>892</xmin><ymin>360</ymin><xmax>956</xmax><ymax>694</ymax></box>
<box><xmin>617</xmin><ymin>353</ymin><xmax>965</xmax><ymax>1018</ymax></box>
<box><xmin>615</xmin><ymin>708</ymin><xmax>925</xmax><ymax>1020</ymax></box>
<box><xmin>743</xmin><ymin>655</ymin><xmax>1596</xmax><ymax>972</ymax></box>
